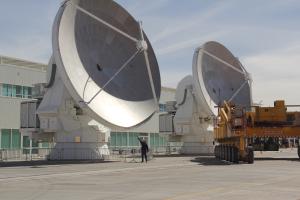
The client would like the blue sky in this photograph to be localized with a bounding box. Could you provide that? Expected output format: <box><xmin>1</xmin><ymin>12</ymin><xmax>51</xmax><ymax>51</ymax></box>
<box><xmin>0</xmin><ymin>0</ymin><xmax>299</xmax><ymax>106</ymax></box>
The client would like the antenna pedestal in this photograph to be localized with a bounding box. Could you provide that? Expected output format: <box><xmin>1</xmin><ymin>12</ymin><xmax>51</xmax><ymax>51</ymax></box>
<box><xmin>170</xmin><ymin>76</ymin><xmax>214</xmax><ymax>155</ymax></box>
<box><xmin>37</xmin><ymin>73</ymin><xmax>110</xmax><ymax>160</ymax></box>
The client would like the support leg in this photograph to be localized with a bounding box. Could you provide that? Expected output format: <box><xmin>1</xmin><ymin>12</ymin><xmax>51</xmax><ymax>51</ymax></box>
<box><xmin>247</xmin><ymin>148</ymin><xmax>254</xmax><ymax>164</ymax></box>
<box><xmin>224</xmin><ymin>145</ymin><xmax>227</xmax><ymax>161</ymax></box>
<box><xmin>230</xmin><ymin>146</ymin><xmax>234</xmax><ymax>162</ymax></box>
<box><xmin>235</xmin><ymin>147</ymin><xmax>240</xmax><ymax>164</ymax></box>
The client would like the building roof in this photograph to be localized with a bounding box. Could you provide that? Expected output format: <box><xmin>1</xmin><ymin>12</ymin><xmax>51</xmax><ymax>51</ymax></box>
<box><xmin>162</xmin><ymin>86</ymin><xmax>176</xmax><ymax>92</ymax></box>
<box><xmin>0</xmin><ymin>55</ymin><xmax>47</xmax><ymax>72</ymax></box>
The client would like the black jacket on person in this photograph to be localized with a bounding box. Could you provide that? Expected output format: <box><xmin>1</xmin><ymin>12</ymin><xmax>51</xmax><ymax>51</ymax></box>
<box><xmin>138</xmin><ymin>138</ymin><xmax>149</xmax><ymax>154</ymax></box>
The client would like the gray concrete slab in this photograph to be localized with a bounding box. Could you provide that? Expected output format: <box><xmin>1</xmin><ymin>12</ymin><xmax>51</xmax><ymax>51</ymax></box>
<box><xmin>0</xmin><ymin>149</ymin><xmax>300</xmax><ymax>200</ymax></box>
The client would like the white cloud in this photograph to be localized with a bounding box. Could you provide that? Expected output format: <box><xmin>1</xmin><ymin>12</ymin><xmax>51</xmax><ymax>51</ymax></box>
<box><xmin>151</xmin><ymin>1</ymin><xmax>232</xmax><ymax>44</ymax></box>
<box><xmin>156</xmin><ymin>30</ymin><xmax>229</xmax><ymax>56</ymax></box>
<box><xmin>242</xmin><ymin>43</ymin><xmax>300</xmax><ymax>105</ymax></box>
<box><xmin>118</xmin><ymin>0</ymin><xmax>170</xmax><ymax>16</ymax></box>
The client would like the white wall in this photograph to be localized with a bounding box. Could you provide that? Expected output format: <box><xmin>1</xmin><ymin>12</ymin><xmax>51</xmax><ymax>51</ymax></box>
<box><xmin>0</xmin><ymin>64</ymin><xmax>46</xmax><ymax>86</ymax></box>
<box><xmin>0</xmin><ymin>64</ymin><xmax>46</xmax><ymax>130</ymax></box>
<box><xmin>0</xmin><ymin>97</ymin><xmax>23</xmax><ymax>129</ymax></box>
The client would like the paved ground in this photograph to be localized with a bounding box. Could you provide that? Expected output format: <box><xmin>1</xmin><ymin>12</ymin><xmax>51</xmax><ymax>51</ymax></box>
<box><xmin>0</xmin><ymin>149</ymin><xmax>300</xmax><ymax>200</ymax></box>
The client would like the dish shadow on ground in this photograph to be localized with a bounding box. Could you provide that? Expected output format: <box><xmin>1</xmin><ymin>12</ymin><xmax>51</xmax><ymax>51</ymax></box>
<box><xmin>191</xmin><ymin>156</ymin><xmax>233</xmax><ymax>166</ymax></box>
<box><xmin>255</xmin><ymin>157</ymin><xmax>300</xmax><ymax>162</ymax></box>
<box><xmin>191</xmin><ymin>156</ymin><xmax>300</xmax><ymax>166</ymax></box>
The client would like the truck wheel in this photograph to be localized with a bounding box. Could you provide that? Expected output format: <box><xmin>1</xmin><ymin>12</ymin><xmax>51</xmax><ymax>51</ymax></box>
<box><xmin>247</xmin><ymin>149</ymin><xmax>254</xmax><ymax>164</ymax></box>
<box><xmin>230</xmin><ymin>146</ymin><xmax>234</xmax><ymax>162</ymax></box>
<box><xmin>228</xmin><ymin>146</ymin><xmax>232</xmax><ymax>162</ymax></box>
<box><xmin>216</xmin><ymin>146</ymin><xmax>219</xmax><ymax>159</ymax></box>
<box><xmin>224</xmin><ymin>146</ymin><xmax>227</xmax><ymax>161</ymax></box>
<box><xmin>233</xmin><ymin>147</ymin><xmax>239</xmax><ymax>164</ymax></box>
<box><xmin>214</xmin><ymin>146</ymin><xmax>217</xmax><ymax>158</ymax></box>
<box><xmin>221</xmin><ymin>145</ymin><xmax>224</xmax><ymax>160</ymax></box>
<box><xmin>215</xmin><ymin>146</ymin><xmax>219</xmax><ymax>159</ymax></box>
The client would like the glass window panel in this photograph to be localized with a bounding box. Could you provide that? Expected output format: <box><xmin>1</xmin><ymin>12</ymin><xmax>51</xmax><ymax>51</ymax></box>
<box><xmin>23</xmin><ymin>86</ymin><xmax>29</xmax><ymax>98</ymax></box>
<box><xmin>155</xmin><ymin>134</ymin><xmax>160</xmax><ymax>147</ymax></box>
<box><xmin>122</xmin><ymin>133</ymin><xmax>127</xmax><ymax>147</ymax></box>
<box><xmin>2</xmin><ymin>84</ymin><xmax>12</xmax><ymax>97</ymax></box>
<box><xmin>7</xmin><ymin>84</ymin><xmax>12</xmax><ymax>97</ymax></box>
<box><xmin>136</xmin><ymin>133</ymin><xmax>141</xmax><ymax>146</ymax></box>
<box><xmin>42</xmin><ymin>142</ymin><xmax>49</xmax><ymax>148</ymax></box>
<box><xmin>159</xmin><ymin>136</ymin><xmax>164</xmax><ymax>147</ymax></box>
<box><xmin>12</xmin><ymin>85</ymin><xmax>17</xmax><ymax>97</ymax></box>
<box><xmin>32</xmin><ymin>140</ymin><xmax>39</xmax><ymax>154</ymax></box>
<box><xmin>16</xmin><ymin>85</ymin><xmax>22</xmax><ymax>98</ymax></box>
<box><xmin>28</xmin><ymin>87</ymin><xmax>32</xmax><ymax>98</ymax></box>
<box><xmin>23</xmin><ymin>136</ymin><xmax>30</xmax><ymax>148</ymax></box>
<box><xmin>12</xmin><ymin>129</ymin><xmax>21</xmax><ymax>149</ymax></box>
<box><xmin>129</xmin><ymin>133</ymin><xmax>134</xmax><ymax>146</ymax></box>
<box><xmin>159</xmin><ymin>104</ymin><xmax>166</xmax><ymax>112</ymax></box>
<box><xmin>163</xmin><ymin>137</ymin><xmax>166</xmax><ymax>146</ymax></box>
<box><xmin>1</xmin><ymin>129</ymin><xmax>11</xmax><ymax>149</ymax></box>
<box><xmin>2</xmin><ymin>84</ymin><xmax>7</xmax><ymax>96</ymax></box>
<box><xmin>110</xmin><ymin>132</ymin><xmax>116</xmax><ymax>147</ymax></box>
<box><xmin>32</xmin><ymin>140</ymin><xmax>38</xmax><ymax>148</ymax></box>
<box><xmin>117</xmin><ymin>133</ymin><xmax>122</xmax><ymax>147</ymax></box>
<box><xmin>150</xmin><ymin>133</ymin><xmax>155</xmax><ymax>147</ymax></box>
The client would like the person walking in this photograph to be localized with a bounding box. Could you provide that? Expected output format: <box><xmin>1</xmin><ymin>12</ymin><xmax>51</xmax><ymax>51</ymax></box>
<box><xmin>138</xmin><ymin>137</ymin><xmax>149</xmax><ymax>163</ymax></box>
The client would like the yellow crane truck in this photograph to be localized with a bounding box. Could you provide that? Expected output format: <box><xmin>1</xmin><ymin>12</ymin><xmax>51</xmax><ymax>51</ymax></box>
<box><xmin>214</xmin><ymin>100</ymin><xmax>300</xmax><ymax>164</ymax></box>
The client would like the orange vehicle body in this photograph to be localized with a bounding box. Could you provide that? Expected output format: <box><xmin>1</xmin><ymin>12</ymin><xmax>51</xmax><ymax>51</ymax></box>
<box><xmin>214</xmin><ymin>100</ymin><xmax>300</xmax><ymax>164</ymax></box>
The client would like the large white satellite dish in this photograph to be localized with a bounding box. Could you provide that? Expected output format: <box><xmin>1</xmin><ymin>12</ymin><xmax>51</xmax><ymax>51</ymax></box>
<box><xmin>52</xmin><ymin>0</ymin><xmax>161</xmax><ymax>128</ymax></box>
<box><xmin>193</xmin><ymin>41</ymin><xmax>252</xmax><ymax>117</ymax></box>
<box><xmin>36</xmin><ymin>0</ymin><xmax>161</xmax><ymax>160</ymax></box>
<box><xmin>171</xmin><ymin>41</ymin><xmax>252</xmax><ymax>154</ymax></box>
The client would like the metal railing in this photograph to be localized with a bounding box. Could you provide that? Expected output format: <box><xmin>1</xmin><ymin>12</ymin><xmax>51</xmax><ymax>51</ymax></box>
<box><xmin>0</xmin><ymin>143</ymin><xmax>214</xmax><ymax>163</ymax></box>
<box><xmin>0</xmin><ymin>148</ymin><xmax>52</xmax><ymax>162</ymax></box>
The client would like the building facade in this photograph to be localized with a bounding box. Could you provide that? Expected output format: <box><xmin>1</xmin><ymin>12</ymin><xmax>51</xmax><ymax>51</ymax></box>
<box><xmin>0</xmin><ymin>55</ymin><xmax>47</xmax><ymax>150</ymax></box>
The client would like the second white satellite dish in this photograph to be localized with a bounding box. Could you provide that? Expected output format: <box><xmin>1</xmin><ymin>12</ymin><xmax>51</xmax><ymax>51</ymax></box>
<box><xmin>52</xmin><ymin>0</ymin><xmax>161</xmax><ymax>128</ymax></box>
<box><xmin>193</xmin><ymin>41</ymin><xmax>252</xmax><ymax>116</ymax></box>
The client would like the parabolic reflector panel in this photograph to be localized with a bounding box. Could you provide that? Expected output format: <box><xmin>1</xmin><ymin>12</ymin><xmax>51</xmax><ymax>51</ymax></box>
<box><xmin>52</xmin><ymin>0</ymin><xmax>161</xmax><ymax>128</ymax></box>
<box><xmin>193</xmin><ymin>41</ymin><xmax>251</xmax><ymax>116</ymax></box>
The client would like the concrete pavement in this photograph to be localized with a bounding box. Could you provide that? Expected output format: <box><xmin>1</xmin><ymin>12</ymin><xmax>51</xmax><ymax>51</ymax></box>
<box><xmin>0</xmin><ymin>149</ymin><xmax>300</xmax><ymax>200</ymax></box>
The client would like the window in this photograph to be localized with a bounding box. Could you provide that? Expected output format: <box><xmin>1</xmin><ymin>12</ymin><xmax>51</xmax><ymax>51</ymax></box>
<box><xmin>150</xmin><ymin>133</ymin><xmax>155</xmax><ymax>147</ymax></box>
<box><xmin>159</xmin><ymin>104</ymin><xmax>166</xmax><ymax>112</ymax></box>
<box><xmin>0</xmin><ymin>84</ymin><xmax>33</xmax><ymax>99</ymax></box>
<box><xmin>110</xmin><ymin>132</ymin><xmax>117</xmax><ymax>147</ymax></box>
<box><xmin>22</xmin><ymin>86</ymin><xmax>33</xmax><ymax>99</ymax></box>
<box><xmin>2</xmin><ymin>84</ymin><xmax>12</xmax><ymax>97</ymax></box>
<box><xmin>12</xmin><ymin>85</ymin><xmax>17</xmax><ymax>97</ymax></box>
<box><xmin>28</xmin><ymin>87</ymin><xmax>32</xmax><ymax>98</ymax></box>
<box><xmin>16</xmin><ymin>85</ymin><xmax>22</xmax><ymax>98</ymax></box>
<box><xmin>129</xmin><ymin>132</ymin><xmax>140</xmax><ymax>147</ymax></box>
<box><xmin>1</xmin><ymin>129</ymin><xmax>11</xmax><ymax>149</ymax></box>
<box><xmin>23</xmin><ymin>86</ymin><xmax>29</xmax><ymax>98</ymax></box>
<box><xmin>12</xmin><ymin>129</ymin><xmax>21</xmax><ymax>149</ymax></box>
